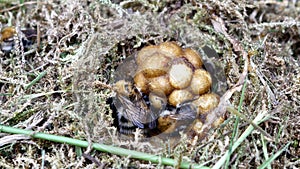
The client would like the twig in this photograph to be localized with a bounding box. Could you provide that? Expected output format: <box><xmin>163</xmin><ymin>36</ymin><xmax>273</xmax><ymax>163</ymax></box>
<box><xmin>0</xmin><ymin>1</ymin><xmax>45</xmax><ymax>13</ymax></box>
<box><xmin>93</xmin><ymin>81</ymin><xmax>113</xmax><ymax>90</ymax></box>
<box><xmin>0</xmin><ymin>134</ymin><xmax>30</xmax><ymax>147</ymax></box>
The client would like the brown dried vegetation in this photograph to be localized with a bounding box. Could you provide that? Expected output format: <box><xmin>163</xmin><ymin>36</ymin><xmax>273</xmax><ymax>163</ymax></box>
<box><xmin>0</xmin><ymin>0</ymin><xmax>299</xmax><ymax>168</ymax></box>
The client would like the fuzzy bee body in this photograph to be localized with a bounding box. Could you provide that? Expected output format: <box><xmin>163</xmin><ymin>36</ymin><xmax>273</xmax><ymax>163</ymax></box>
<box><xmin>112</xmin><ymin>80</ymin><xmax>199</xmax><ymax>137</ymax></box>
<box><xmin>0</xmin><ymin>26</ymin><xmax>37</xmax><ymax>52</ymax></box>
<box><xmin>113</xmin><ymin>80</ymin><xmax>160</xmax><ymax>136</ymax></box>
<box><xmin>118</xmin><ymin>115</ymin><xmax>139</xmax><ymax>135</ymax></box>
<box><xmin>156</xmin><ymin>102</ymin><xmax>198</xmax><ymax>136</ymax></box>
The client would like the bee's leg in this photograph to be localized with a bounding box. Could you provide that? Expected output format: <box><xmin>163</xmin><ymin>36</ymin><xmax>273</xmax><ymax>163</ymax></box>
<box><xmin>148</xmin><ymin>119</ymin><xmax>157</xmax><ymax>129</ymax></box>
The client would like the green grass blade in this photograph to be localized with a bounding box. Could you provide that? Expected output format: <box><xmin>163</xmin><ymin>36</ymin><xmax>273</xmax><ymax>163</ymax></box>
<box><xmin>212</xmin><ymin>110</ymin><xmax>267</xmax><ymax>169</ymax></box>
<box><xmin>25</xmin><ymin>71</ymin><xmax>47</xmax><ymax>90</ymax></box>
<box><xmin>226</xmin><ymin>106</ymin><xmax>272</xmax><ymax>139</ymax></box>
<box><xmin>261</xmin><ymin>134</ymin><xmax>271</xmax><ymax>169</ymax></box>
<box><xmin>0</xmin><ymin>125</ymin><xmax>210</xmax><ymax>169</ymax></box>
<box><xmin>258</xmin><ymin>142</ymin><xmax>290</xmax><ymax>169</ymax></box>
<box><xmin>225</xmin><ymin>79</ymin><xmax>247</xmax><ymax>168</ymax></box>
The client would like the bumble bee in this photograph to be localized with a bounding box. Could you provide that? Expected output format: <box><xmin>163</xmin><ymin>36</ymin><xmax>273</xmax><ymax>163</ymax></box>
<box><xmin>0</xmin><ymin>26</ymin><xmax>37</xmax><ymax>52</ymax></box>
<box><xmin>155</xmin><ymin>101</ymin><xmax>197</xmax><ymax>137</ymax></box>
<box><xmin>111</xmin><ymin>80</ymin><xmax>199</xmax><ymax>137</ymax></box>
<box><xmin>112</xmin><ymin>80</ymin><xmax>160</xmax><ymax>136</ymax></box>
<box><xmin>0</xmin><ymin>27</ymin><xmax>16</xmax><ymax>41</ymax></box>
<box><xmin>109</xmin><ymin>79</ymin><xmax>222</xmax><ymax>142</ymax></box>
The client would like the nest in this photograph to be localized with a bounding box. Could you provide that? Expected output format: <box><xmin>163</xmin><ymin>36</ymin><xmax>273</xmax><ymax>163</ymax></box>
<box><xmin>110</xmin><ymin>41</ymin><xmax>226</xmax><ymax>145</ymax></box>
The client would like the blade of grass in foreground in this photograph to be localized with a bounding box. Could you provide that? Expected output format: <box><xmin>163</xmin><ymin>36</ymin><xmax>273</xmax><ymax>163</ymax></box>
<box><xmin>225</xmin><ymin>80</ymin><xmax>247</xmax><ymax>168</ymax></box>
<box><xmin>261</xmin><ymin>134</ymin><xmax>271</xmax><ymax>169</ymax></box>
<box><xmin>212</xmin><ymin>109</ymin><xmax>267</xmax><ymax>169</ymax></box>
<box><xmin>258</xmin><ymin>142</ymin><xmax>290</xmax><ymax>169</ymax></box>
<box><xmin>25</xmin><ymin>71</ymin><xmax>47</xmax><ymax>90</ymax></box>
<box><xmin>21</xmin><ymin>90</ymin><xmax>65</xmax><ymax>100</ymax></box>
<box><xmin>0</xmin><ymin>125</ymin><xmax>209</xmax><ymax>169</ymax></box>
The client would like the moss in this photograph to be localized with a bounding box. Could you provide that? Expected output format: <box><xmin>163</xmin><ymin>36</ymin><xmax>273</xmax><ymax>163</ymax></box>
<box><xmin>0</xmin><ymin>0</ymin><xmax>299</xmax><ymax>168</ymax></box>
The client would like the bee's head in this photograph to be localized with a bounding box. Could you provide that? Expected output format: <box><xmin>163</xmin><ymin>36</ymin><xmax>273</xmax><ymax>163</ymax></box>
<box><xmin>113</xmin><ymin>80</ymin><xmax>133</xmax><ymax>97</ymax></box>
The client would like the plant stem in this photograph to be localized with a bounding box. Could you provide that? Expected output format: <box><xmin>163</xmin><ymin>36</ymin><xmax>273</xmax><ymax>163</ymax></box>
<box><xmin>0</xmin><ymin>125</ymin><xmax>209</xmax><ymax>169</ymax></box>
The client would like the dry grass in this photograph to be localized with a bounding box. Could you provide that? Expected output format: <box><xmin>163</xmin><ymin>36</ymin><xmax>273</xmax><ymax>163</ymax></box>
<box><xmin>0</xmin><ymin>0</ymin><xmax>299</xmax><ymax>168</ymax></box>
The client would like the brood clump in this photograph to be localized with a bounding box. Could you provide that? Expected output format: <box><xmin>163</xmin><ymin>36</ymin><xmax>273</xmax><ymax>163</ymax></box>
<box><xmin>111</xmin><ymin>42</ymin><xmax>224</xmax><ymax>142</ymax></box>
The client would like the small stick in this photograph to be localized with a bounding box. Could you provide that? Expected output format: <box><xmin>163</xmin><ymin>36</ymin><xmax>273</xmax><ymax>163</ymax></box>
<box><xmin>93</xmin><ymin>81</ymin><xmax>113</xmax><ymax>90</ymax></box>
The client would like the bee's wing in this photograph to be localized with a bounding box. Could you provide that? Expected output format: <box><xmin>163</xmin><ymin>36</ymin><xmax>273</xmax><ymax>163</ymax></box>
<box><xmin>148</xmin><ymin>109</ymin><xmax>157</xmax><ymax>129</ymax></box>
<box><xmin>172</xmin><ymin>102</ymin><xmax>197</xmax><ymax>120</ymax></box>
<box><xmin>123</xmin><ymin>102</ymin><xmax>145</xmax><ymax>129</ymax></box>
<box><xmin>118</xmin><ymin>94</ymin><xmax>155</xmax><ymax>129</ymax></box>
